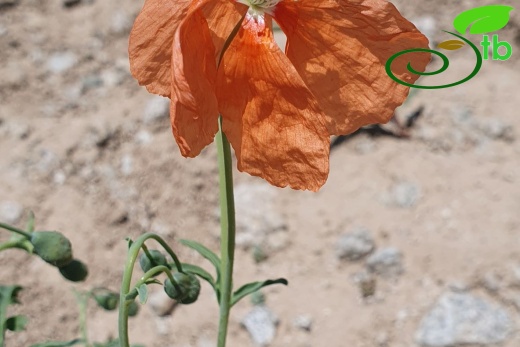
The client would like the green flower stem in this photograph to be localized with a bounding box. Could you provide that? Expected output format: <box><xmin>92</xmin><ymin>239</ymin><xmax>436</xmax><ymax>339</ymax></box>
<box><xmin>133</xmin><ymin>265</ymin><xmax>175</xmax><ymax>289</ymax></box>
<box><xmin>0</xmin><ymin>239</ymin><xmax>24</xmax><ymax>252</ymax></box>
<box><xmin>118</xmin><ymin>233</ymin><xmax>183</xmax><ymax>347</ymax></box>
<box><xmin>73</xmin><ymin>291</ymin><xmax>90</xmax><ymax>347</ymax></box>
<box><xmin>216</xmin><ymin>117</ymin><xmax>236</xmax><ymax>347</ymax></box>
<box><xmin>0</xmin><ymin>222</ymin><xmax>32</xmax><ymax>239</ymax></box>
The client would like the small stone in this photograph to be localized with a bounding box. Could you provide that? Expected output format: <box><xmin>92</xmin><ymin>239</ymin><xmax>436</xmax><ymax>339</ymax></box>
<box><xmin>480</xmin><ymin>271</ymin><xmax>503</xmax><ymax>293</ymax></box>
<box><xmin>293</xmin><ymin>315</ymin><xmax>312</xmax><ymax>332</ymax></box>
<box><xmin>46</xmin><ymin>52</ymin><xmax>78</xmax><ymax>74</ymax></box>
<box><xmin>143</xmin><ymin>96</ymin><xmax>170</xmax><ymax>124</ymax></box>
<box><xmin>110</xmin><ymin>11</ymin><xmax>132</xmax><ymax>35</ymax></box>
<box><xmin>336</xmin><ymin>227</ymin><xmax>375</xmax><ymax>261</ymax></box>
<box><xmin>232</xmin><ymin>183</ymin><xmax>287</xmax><ymax>250</ymax></box>
<box><xmin>242</xmin><ymin>305</ymin><xmax>279</xmax><ymax>347</ymax></box>
<box><xmin>148</xmin><ymin>290</ymin><xmax>176</xmax><ymax>316</ymax></box>
<box><xmin>366</xmin><ymin>248</ymin><xmax>403</xmax><ymax>278</ymax></box>
<box><xmin>120</xmin><ymin>155</ymin><xmax>133</xmax><ymax>176</ymax></box>
<box><xmin>390</xmin><ymin>182</ymin><xmax>421</xmax><ymax>208</ymax></box>
<box><xmin>81</xmin><ymin>74</ymin><xmax>103</xmax><ymax>93</ymax></box>
<box><xmin>0</xmin><ymin>201</ymin><xmax>23</xmax><ymax>224</ymax></box>
<box><xmin>477</xmin><ymin>118</ymin><xmax>515</xmax><ymax>142</ymax></box>
<box><xmin>415</xmin><ymin>292</ymin><xmax>512</xmax><ymax>346</ymax></box>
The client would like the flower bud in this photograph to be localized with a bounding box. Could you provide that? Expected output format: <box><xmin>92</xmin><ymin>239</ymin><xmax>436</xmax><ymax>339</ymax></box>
<box><xmin>164</xmin><ymin>272</ymin><xmax>201</xmax><ymax>304</ymax></box>
<box><xmin>128</xmin><ymin>301</ymin><xmax>139</xmax><ymax>317</ymax></box>
<box><xmin>30</xmin><ymin>231</ymin><xmax>73</xmax><ymax>267</ymax></box>
<box><xmin>93</xmin><ymin>290</ymin><xmax>119</xmax><ymax>311</ymax></box>
<box><xmin>139</xmin><ymin>250</ymin><xmax>167</xmax><ymax>274</ymax></box>
<box><xmin>59</xmin><ymin>259</ymin><xmax>88</xmax><ymax>282</ymax></box>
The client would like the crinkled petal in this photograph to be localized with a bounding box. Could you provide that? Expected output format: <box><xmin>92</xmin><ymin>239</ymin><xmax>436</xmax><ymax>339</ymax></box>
<box><xmin>129</xmin><ymin>0</ymin><xmax>246</xmax><ymax>98</ymax></box>
<box><xmin>170</xmin><ymin>2</ymin><xmax>220</xmax><ymax>157</ymax></box>
<box><xmin>216</xmin><ymin>15</ymin><xmax>330</xmax><ymax>191</ymax></box>
<box><xmin>274</xmin><ymin>0</ymin><xmax>431</xmax><ymax>135</ymax></box>
<box><xmin>129</xmin><ymin>0</ymin><xmax>191</xmax><ymax>97</ymax></box>
<box><xmin>202</xmin><ymin>0</ymin><xmax>248</xmax><ymax>59</ymax></box>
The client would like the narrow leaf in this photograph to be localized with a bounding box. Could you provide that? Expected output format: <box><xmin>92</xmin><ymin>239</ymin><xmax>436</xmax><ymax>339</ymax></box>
<box><xmin>181</xmin><ymin>263</ymin><xmax>219</xmax><ymax>299</ymax></box>
<box><xmin>437</xmin><ymin>39</ymin><xmax>465</xmax><ymax>50</ymax></box>
<box><xmin>453</xmin><ymin>5</ymin><xmax>514</xmax><ymax>35</ymax></box>
<box><xmin>6</xmin><ymin>315</ymin><xmax>27</xmax><ymax>331</ymax></box>
<box><xmin>30</xmin><ymin>339</ymin><xmax>83</xmax><ymax>347</ymax></box>
<box><xmin>137</xmin><ymin>284</ymin><xmax>148</xmax><ymax>304</ymax></box>
<box><xmin>180</xmin><ymin>239</ymin><xmax>221</xmax><ymax>280</ymax></box>
<box><xmin>144</xmin><ymin>278</ymin><xmax>161</xmax><ymax>286</ymax></box>
<box><xmin>0</xmin><ymin>285</ymin><xmax>23</xmax><ymax>305</ymax></box>
<box><xmin>231</xmin><ymin>278</ymin><xmax>288</xmax><ymax>307</ymax></box>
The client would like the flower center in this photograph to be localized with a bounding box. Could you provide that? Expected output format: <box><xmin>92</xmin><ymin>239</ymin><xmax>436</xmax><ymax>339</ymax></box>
<box><xmin>238</xmin><ymin>0</ymin><xmax>281</xmax><ymax>16</ymax></box>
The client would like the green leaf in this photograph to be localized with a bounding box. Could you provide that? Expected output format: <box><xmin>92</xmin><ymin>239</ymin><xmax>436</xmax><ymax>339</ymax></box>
<box><xmin>231</xmin><ymin>278</ymin><xmax>288</xmax><ymax>307</ymax></box>
<box><xmin>453</xmin><ymin>5</ymin><xmax>514</xmax><ymax>35</ymax></box>
<box><xmin>437</xmin><ymin>39</ymin><xmax>465</xmax><ymax>50</ymax></box>
<box><xmin>180</xmin><ymin>239</ymin><xmax>221</xmax><ymax>281</ymax></box>
<box><xmin>144</xmin><ymin>278</ymin><xmax>161</xmax><ymax>286</ymax></box>
<box><xmin>137</xmin><ymin>283</ymin><xmax>148</xmax><ymax>304</ymax></box>
<box><xmin>0</xmin><ymin>285</ymin><xmax>23</xmax><ymax>305</ymax></box>
<box><xmin>6</xmin><ymin>315</ymin><xmax>27</xmax><ymax>331</ymax></box>
<box><xmin>126</xmin><ymin>237</ymin><xmax>133</xmax><ymax>249</ymax></box>
<box><xmin>30</xmin><ymin>339</ymin><xmax>83</xmax><ymax>347</ymax></box>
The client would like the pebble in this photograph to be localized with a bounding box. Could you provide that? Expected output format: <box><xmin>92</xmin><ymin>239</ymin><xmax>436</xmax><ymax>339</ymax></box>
<box><xmin>366</xmin><ymin>248</ymin><xmax>404</xmax><ymax>278</ymax></box>
<box><xmin>148</xmin><ymin>290</ymin><xmax>176</xmax><ymax>316</ymax></box>
<box><xmin>477</xmin><ymin>118</ymin><xmax>515</xmax><ymax>142</ymax></box>
<box><xmin>336</xmin><ymin>227</ymin><xmax>375</xmax><ymax>261</ymax></box>
<box><xmin>242</xmin><ymin>305</ymin><xmax>279</xmax><ymax>347</ymax></box>
<box><xmin>46</xmin><ymin>52</ymin><xmax>78</xmax><ymax>74</ymax></box>
<box><xmin>415</xmin><ymin>292</ymin><xmax>512</xmax><ymax>346</ymax></box>
<box><xmin>233</xmin><ymin>183</ymin><xmax>287</xmax><ymax>250</ymax></box>
<box><xmin>390</xmin><ymin>182</ymin><xmax>421</xmax><ymax>208</ymax></box>
<box><xmin>110</xmin><ymin>11</ymin><xmax>132</xmax><ymax>35</ymax></box>
<box><xmin>293</xmin><ymin>315</ymin><xmax>312</xmax><ymax>332</ymax></box>
<box><xmin>0</xmin><ymin>201</ymin><xmax>24</xmax><ymax>224</ymax></box>
<box><xmin>143</xmin><ymin>95</ymin><xmax>170</xmax><ymax>124</ymax></box>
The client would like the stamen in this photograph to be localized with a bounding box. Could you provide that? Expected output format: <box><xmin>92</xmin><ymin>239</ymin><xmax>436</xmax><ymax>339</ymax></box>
<box><xmin>237</xmin><ymin>0</ymin><xmax>282</xmax><ymax>16</ymax></box>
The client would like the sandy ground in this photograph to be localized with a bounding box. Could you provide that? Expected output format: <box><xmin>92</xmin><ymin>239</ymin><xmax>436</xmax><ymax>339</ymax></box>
<box><xmin>1</xmin><ymin>0</ymin><xmax>519</xmax><ymax>346</ymax></box>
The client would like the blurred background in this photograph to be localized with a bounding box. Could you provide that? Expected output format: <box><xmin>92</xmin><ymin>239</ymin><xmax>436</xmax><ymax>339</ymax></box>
<box><xmin>0</xmin><ymin>0</ymin><xmax>519</xmax><ymax>346</ymax></box>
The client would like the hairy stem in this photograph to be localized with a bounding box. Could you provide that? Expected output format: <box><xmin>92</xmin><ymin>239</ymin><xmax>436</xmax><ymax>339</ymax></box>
<box><xmin>216</xmin><ymin>117</ymin><xmax>236</xmax><ymax>347</ymax></box>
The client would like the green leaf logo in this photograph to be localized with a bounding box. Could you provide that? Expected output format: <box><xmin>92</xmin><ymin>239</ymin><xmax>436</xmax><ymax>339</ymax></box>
<box><xmin>438</xmin><ymin>40</ymin><xmax>465</xmax><ymax>50</ymax></box>
<box><xmin>453</xmin><ymin>5</ymin><xmax>514</xmax><ymax>35</ymax></box>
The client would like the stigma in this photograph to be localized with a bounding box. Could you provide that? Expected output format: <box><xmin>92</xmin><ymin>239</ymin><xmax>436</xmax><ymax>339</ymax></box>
<box><xmin>237</xmin><ymin>0</ymin><xmax>282</xmax><ymax>16</ymax></box>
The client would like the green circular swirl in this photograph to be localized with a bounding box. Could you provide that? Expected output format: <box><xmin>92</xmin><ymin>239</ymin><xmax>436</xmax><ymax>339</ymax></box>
<box><xmin>385</xmin><ymin>31</ymin><xmax>483</xmax><ymax>89</ymax></box>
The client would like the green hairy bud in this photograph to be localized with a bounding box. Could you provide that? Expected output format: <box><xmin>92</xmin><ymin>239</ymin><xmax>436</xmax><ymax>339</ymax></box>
<box><xmin>59</xmin><ymin>259</ymin><xmax>88</xmax><ymax>282</ymax></box>
<box><xmin>139</xmin><ymin>250</ymin><xmax>167</xmax><ymax>274</ymax></box>
<box><xmin>30</xmin><ymin>231</ymin><xmax>73</xmax><ymax>267</ymax></box>
<box><xmin>164</xmin><ymin>272</ymin><xmax>201</xmax><ymax>305</ymax></box>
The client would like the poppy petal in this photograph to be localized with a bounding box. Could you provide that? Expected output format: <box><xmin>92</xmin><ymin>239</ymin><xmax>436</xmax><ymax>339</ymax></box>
<box><xmin>216</xmin><ymin>15</ymin><xmax>330</xmax><ymax>191</ymax></box>
<box><xmin>275</xmin><ymin>0</ymin><xmax>431</xmax><ymax>135</ymax></box>
<box><xmin>129</xmin><ymin>0</ymin><xmax>191</xmax><ymax>97</ymax></box>
<box><xmin>170</xmin><ymin>4</ymin><xmax>220</xmax><ymax>157</ymax></box>
<box><xmin>202</xmin><ymin>0</ymin><xmax>248</xmax><ymax>59</ymax></box>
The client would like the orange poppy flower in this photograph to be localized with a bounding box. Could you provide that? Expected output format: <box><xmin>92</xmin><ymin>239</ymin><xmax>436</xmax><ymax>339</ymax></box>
<box><xmin>129</xmin><ymin>0</ymin><xmax>430</xmax><ymax>191</ymax></box>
